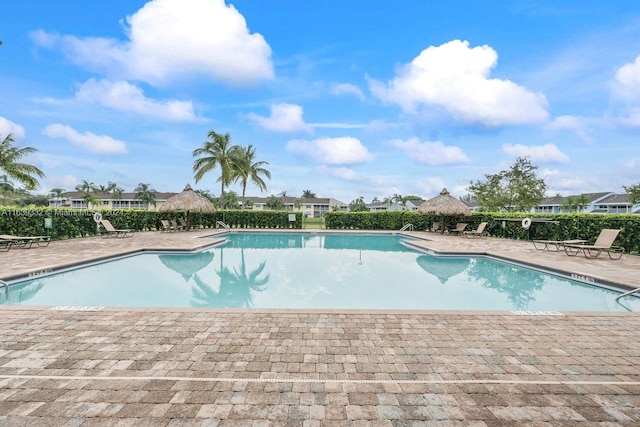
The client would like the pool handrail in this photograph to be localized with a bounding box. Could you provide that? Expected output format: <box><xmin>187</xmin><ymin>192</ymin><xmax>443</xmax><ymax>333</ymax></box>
<box><xmin>616</xmin><ymin>286</ymin><xmax>640</xmax><ymax>303</ymax></box>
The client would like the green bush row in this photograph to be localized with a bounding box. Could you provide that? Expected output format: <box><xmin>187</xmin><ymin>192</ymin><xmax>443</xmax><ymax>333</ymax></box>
<box><xmin>0</xmin><ymin>208</ymin><xmax>302</xmax><ymax>239</ymax></box>
<box><xmin>324</xmin><ymin>211</ymin><xmax>640</xmax><ymax>253</ymax></box>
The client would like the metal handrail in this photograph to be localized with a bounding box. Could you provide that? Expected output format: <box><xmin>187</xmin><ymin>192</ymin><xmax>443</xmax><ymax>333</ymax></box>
<box><xmin>216</xmin><ymin>221</ymin><xmax>229</xmax><ymax>232</ymax></box>
<box><xmin>399</xmin><ymin>223</ymin><xmax>414</xmax><ymax>232</ymax></box>
<box><xmin>615</xmin><ymin>287</ymin><xmax>640</xmax><ymax>303</ymax></box>
<box><xmin>0</xmin><ymin>279</ymin><xmax>8</xmax><ymax>300</ymax></box>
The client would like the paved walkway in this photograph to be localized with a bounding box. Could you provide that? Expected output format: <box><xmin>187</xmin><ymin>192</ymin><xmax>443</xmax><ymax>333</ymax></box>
<box><xmin>1</xmin><ymin>230</ymin><xmax>639</xmax><ymax>425</ymax></box>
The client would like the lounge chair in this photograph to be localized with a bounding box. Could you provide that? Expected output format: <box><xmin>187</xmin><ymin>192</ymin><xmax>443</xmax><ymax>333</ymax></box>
<box><xmin>99</xmin><ymin>219</ymin><xmax>134</xmax><ymax>238</ymax></box>
<box><xmin>448</xmin><ymin>223</ymin><xmax>467</xmax><ymax>235</ymax></box>
<box><xmin>178</xmin><ymin>218</ymin><xmax>189</xmax><ymax>230</ymax></box>
<box><xmin>532</xmin><ymin>238</ymin><xmax>588</xmax><ymax>252</ymax></box>
<box><xmin>160</xmin><ymin>219</ymin><xmax>176</xmax><ymax>232</ymax></box>
<box><xmin>430</xmin><ymin>222</ymin><xmax>441</xmax><ymax>233</ymax></box>
<box><xmin>0</xmin><ymin>238</ymin><xmax>13</xmax><ymax>251</ymax></box>
<box><xmin>563</xmin><ymin>229</ymin><xmax>624</xmax><ymax>260</ymax></box>
<box><xmin>0</xmin><ymin>234</ymin><xmax>51</xmax><ymax>249</ymax></box>
<box><xmin>462</xmin><ymin>222</ymin><xmax>488</xmax><ymax>238</ymax></box>
<box><xmin>171</xmin><ymin>219</ymin><xmax>184</xmax><ymax>231</ymax></box>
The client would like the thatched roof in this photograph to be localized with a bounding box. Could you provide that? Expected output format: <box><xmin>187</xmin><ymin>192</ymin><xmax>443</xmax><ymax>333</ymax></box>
<box><xmin>159</xmin><ymin>184</ymin><xmax>216</xmax><ymax>213</ymax></box>
<box><xmin>417</xmin><ymin>188</ymin><xmax>471</xmax><ymax>216</ymax></box>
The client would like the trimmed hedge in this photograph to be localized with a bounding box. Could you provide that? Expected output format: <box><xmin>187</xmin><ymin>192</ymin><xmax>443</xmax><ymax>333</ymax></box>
<box><xmin>324</xmin><ymin>211</ymin><xmax>640</xmax><ymax>253</ymax></box>
<box><xmin>0</xmin><ymin>207</ymin><xmax>302</xmax><ymax>240</ymax></box>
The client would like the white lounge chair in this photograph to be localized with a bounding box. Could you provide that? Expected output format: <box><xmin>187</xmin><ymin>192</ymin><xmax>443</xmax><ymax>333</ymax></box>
<box><xmin>563</xmin><ymin>229</ymin><xmax>624</xmax><ymax>260</ymax></box>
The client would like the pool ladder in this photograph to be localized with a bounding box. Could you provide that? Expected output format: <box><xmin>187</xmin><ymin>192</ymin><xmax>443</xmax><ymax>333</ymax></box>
<box><xmin>616</xmin><ymin>286</ymin><xmax>640</xmax><ymax>305</ymax></box>
<box><xmin>216</xmin><ymin>221</ymin><xmax>230</xmax><ymax>233</ymax></box>
<box><xmin>0</xmin><ymin>279</ymin><xmax>8</xmax><ymax>300</ymax></box>
<box><xmin>399</xmin><ymin>223</ymin><xmax>414</xmax><ymax>233</ymax></box>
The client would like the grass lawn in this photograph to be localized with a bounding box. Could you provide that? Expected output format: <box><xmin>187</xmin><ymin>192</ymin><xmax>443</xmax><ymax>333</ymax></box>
<box><xmin>302</xmin><ymin>217</ymin><xmax>325</xmax><ymax>229</ymax></box>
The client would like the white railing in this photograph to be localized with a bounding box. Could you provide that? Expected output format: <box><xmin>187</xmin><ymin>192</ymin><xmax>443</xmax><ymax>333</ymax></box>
<box><xmin>216</xmin><ymin>221</ymin><xmax>229</xmax><ymax>231</ymax></box>
<box><xmin>399</xmin><ymin>223</ymin><xmax>414</xmax><ymax>233</ymax></box>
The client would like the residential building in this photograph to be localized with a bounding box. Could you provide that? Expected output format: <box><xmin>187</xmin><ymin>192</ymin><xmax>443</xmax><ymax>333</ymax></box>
<box><xmin>241</xmin><ymin>196</ymin><xmax>347</xmax><ymax>217</ymax></box>
<box><xmin>366</xmin><ymin>200</ymin><xmax>424</xmax><ymax>212</ymax></box>
<box><xmin>48</xmin><ymin>191</ymin><xmax>177</xmax><ymax>211</ymax></box>
<box><xmin>534</xmin><ymin>192</ymin><xmax>639</xmax><ymax>214</ymax></box>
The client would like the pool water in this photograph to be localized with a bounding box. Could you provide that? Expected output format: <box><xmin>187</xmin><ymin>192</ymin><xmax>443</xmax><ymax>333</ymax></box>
<box><xmin>3</xmin><ymin>233</ymin><xmax>638</xmax><ymax>311</ymax></box>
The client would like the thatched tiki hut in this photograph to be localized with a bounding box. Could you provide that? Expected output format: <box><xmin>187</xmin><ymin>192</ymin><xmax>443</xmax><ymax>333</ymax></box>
<box><xmin>418</xmin><ymin>188</ymin><xmax>471</xmax><ymax>233</ymax></box>
<box><xmin>159</xmin><ymin>184</ymin><xmax>216</xmax><ymax>229</ymax></box>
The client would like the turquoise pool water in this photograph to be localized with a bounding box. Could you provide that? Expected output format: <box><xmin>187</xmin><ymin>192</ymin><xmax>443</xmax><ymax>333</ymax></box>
<box><xmin>3</xmin><ymin>233</ymin><xmax>638</xmax><ymax>311</ymax></box>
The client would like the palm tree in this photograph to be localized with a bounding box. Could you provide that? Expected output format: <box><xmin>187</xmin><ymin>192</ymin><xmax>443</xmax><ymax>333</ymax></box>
<box><xmin>107</xmin><ymin>181</ymin><xmax>124</xmax><ymax>202</ymax></box>
<box><xmin>230</xmin><ymin>144</ymin><xmax>271</xmax><ymax>205</ymax></box>
<box><xmin>134</xmin><ymin>183</ymin><xmax>157</xmax><ymax>208</ymax></box>
<box><xmin>0</xmin><ymin>133</ymin><xmax>45</xmax><ymax>191</ymax></box>
<box><xmin>302</xmin><ymin>190</ymin><xmax>316</xmax><ymax>198</ymax></box>
<box><xmin>192</xmin><ymin>131</ymin><xmax>239</xmax><ymax>206</ymax></box>
<box><xmin>75</xmin><ymin>180</ymin><xmax>97</xmax><ymax>194</ymax></box>
<box><xmin>48</xmin><ymin>187</ymin><xmax>67</xmax><ymax>207</ymax></box>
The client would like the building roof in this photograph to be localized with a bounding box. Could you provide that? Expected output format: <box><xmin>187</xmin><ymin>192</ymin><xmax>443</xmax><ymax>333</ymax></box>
<box><xmin>243</xmin><ymin>196</ymin><xmax>347</xmax><ymax>206</ymax></box>
<box><xmin>52</xmin><ymin>191</ymin><xmax>177</xmax><ymax>200</ymax></box>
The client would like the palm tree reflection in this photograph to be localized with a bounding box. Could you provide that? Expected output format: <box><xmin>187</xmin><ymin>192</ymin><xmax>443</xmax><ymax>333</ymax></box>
<box><xmin>465</xmin><ymin>259</ymin><xmax>545</xmax><ymax>309</ymax></box>
<box><xmin>191</xmin><ymin>248</ymin><xmax>269</xmax><ymax>308</ymax></box>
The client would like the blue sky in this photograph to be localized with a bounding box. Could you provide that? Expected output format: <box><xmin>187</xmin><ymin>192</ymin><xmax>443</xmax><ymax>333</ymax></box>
<box><xmin>2</xmin><ymin>0</ymin><xmax>640</xmax><ymax>203</ymax></box>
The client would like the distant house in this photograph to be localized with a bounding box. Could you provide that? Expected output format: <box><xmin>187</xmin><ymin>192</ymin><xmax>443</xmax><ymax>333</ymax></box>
<box><xmin>534</xmin><ymin>192</ymin><xmax>639</xmax><ymax>214</ymax></box>
<box><xmin>241</xmin><ymin>196</ymin><xmax>347</xmax><ymax>218</ymax></box>
<box><xmin>48</xmin><ymin>191</ymin><xmax>177</xmax><ymax>211</ymax></box>
<box><xmin>366</xmin><ymin>200</ymin><xmax>424</xmax><ymax>212</ymax></box>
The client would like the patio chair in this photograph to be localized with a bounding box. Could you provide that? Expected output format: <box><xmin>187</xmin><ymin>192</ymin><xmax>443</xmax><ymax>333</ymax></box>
<box><xmin>430</xmin><ymin>222</ymin><xmax>441</xmax><ymax>233</ymax></box>
<box><xmin>532</xmin><ymin>238</ymin><xmax>588</xmax><ymax>252</ymax></box>
<box><xmin>178</xmin><ymin>218</ymin><xmax>190</xmax><ymax>231</ymax></box>
<box><xmin>448</xmin><ymin>223</ymin><xmax>467</xmax><ymax>235</ymax></box>
<box><xmin>0</xmin><ymin>238</ymin><xmax>13</xmax><ymax>251</ymax></box>
<box><xmin>563</xmin><ymin>229</ymin><xmax>624</xmax><ymax>260</ymax></box>
<box><xmin>160</xmin><ymin>219</ymin><xmax>176</xmax><ymax>232</ymax></box>
<box><xmin>99</xmin><ymin>219</ymin><xmax>135</xmax><ymax>238</ymax></box>
<box><xmin>170</xmin><ymin>219</ymin><xmax>184</xmax><ymax>231</ymax></box>
<box><xmin>0</xmin><ymin>234</ymin><xmax>51</xmax><ymax>249</ymax></box>
<box><xmin>462</xmin><ymin>222</ymin><xmax>488</xmax><ymax>238</ymax></box>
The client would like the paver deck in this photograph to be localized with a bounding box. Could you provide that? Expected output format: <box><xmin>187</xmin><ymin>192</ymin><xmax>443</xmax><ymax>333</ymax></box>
<box><xmin>1</xmin><ymin>230</ymin><xmax>639</xmax><ymax>425</ymax></box>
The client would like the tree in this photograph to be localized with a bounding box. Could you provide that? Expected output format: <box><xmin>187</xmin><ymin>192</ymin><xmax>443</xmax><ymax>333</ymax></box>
<box><xmin>371</xmin><ymin>196</ymin><xmax>379</xmax><ymax>203</ymax></box>
<box><xmin>0</xmin><ymin>133</ymin><xmax>45</xmax><ymax>190</ymax></box>
<box><xmin>75</xmin><ymin>180</ymin><xmax>97</xmax><ymax>194</ymax></box>
<box><xmin>48</xmin><ymin>187</ymin><xmax>66</xmax><ymax>207</ymax></box>
<box><xmin>349</xmin><ymin>196</ymin><xmax>369</xmax><ymax>212</ymax></box>
<box><xmin>302</xmin><ymin>190</ymin><xmax>316</xmax><ymax>198</ymax></box>
<box><xmin>623</xmin><ymin>182</ymin><xmax>640</xmax><ymax>205</ymax></box>
<box><xmin>107</xmin><ymin>181</ymin><xmax>124</xmax><ymax>200</ymax></box>
<box><xmin>265</xmin><ymin>195</ymin><xmax>284</xmax><ymax>210</ymax></box>
<box><xmin>559</xmin><ymin>194</ymin><xmax>590</xmax><ymax>213</ymax></box>
<box><xmin>294</xmin><ymin>198</ymin><xmax>302</xmax><ymax>210</ymax></box>
<box><xmin>467</xmin><ymin>157</ymin><xmax>547</xmax><ymax>212</ymax></box>
<box><xmin>134</xmin><ymin>182</ymin><xmax>157</xmax><ymax>208</ymax></box>
<box><xmin>230</xmin><ymin>144</ymin><xmax>271</xmax><ymax>205</ymax></box>
<box><xmin>192</xmin><ymin>131</ymin><xmax>239</xmax><ymax>204</ymax></box>
<box><xmin>220</xmin><ymin>191</ymin><xmax>239</xmax><ymax>209</ymax></box>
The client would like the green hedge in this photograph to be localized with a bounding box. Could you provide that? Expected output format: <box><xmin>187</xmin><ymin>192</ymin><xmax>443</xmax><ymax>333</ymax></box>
<box><xmin>0</xmin><ymin>207</ymin><xmax>302</xmax><ymax>240</ymax></box>
<box><xmin>324</xmin><ymin>211</ymin><xmax>640</xmax><ymax>253</ymax></box>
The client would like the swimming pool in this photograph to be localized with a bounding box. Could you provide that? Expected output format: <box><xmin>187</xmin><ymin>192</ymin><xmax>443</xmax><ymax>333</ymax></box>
<box><xmin>3</xmin><ymin>232</ymin><xmax>638</xmax><ymax>311</ymax></box>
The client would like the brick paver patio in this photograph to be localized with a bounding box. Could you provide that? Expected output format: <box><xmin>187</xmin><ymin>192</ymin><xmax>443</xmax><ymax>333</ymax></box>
<box><xmin>1</xmin><ymin>230</ymin><xmax>639</xmax><ymax>425</ymax></box>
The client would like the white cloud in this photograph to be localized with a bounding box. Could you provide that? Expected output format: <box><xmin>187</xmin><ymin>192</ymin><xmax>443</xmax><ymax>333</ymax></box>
<box><xmin>546</xmin><ymin>115</ymin><xmax>594</xmax><ymax>143</ymax></box>
<box><xmin>75</xmin><ymin>79</ymin><xmax>197</xmax><ymax>121</ymax></box>
<box><xmin>43</xmin><ymin>124</ymin><xmax>128</xmax><ymax>154</ymax></box>
<box><xmin>369</xmin><ymin>40</ymin><xmax>549</xmax><ymax>126</ymax></box>
<box><xmin>286</xmin><ymin>137</ymin><xmax>373</xmax><ymax>164</ymax></box>
<box><xmin>48</xmin><ymin>175</ymin><xmax>78</xmax><ymax>190</ymax></box>
<box><xmin>502</xmin><ymin>143</ymin><xmax>570</xmax><ymax>163</ymax></box>
<box><xmin>391</xmin><ymin>137</ymin><xmax>469</xmax><ymax>165</ymax></box>
<box><xmin>309</xmin><ymin>122</ymin><xmax>367</xmax><ymax>129</ymax></box>
<box><xmin>416</xmin><ymin>177</ymin><xmax>448</xmax><ymax>195</ymax></box>
<box><xmin>31</xmin><ymin>0</ymin><xmax>274</xmax><ymax>86</ymax></box>
<box><xmin>0</xmin><ymin>116</ymin><xmax>26</xmax><ymax>140</ymax></box>
<box><xmin>245</xmin><ymin>103</ymin><xmax>312</xmax><ymax>133</ymax></box>
<box><xmin>613</xmin><ymin>54</ymin><xmax>640</xmax><ymax>100</ymax></box>
<box><xmin>317</xmin><ymin>165</ymin><xmax>357</xmax><ymax>180</ymax></box>
<box><xmin>541</xmin><ymin>168</ymin><xmax>587</xmax><ymax>194</ymax></box>
<box><xmin>332</xmin><ymin>83</ymin><xmax>365</xmax><ymax>101</ymax></box>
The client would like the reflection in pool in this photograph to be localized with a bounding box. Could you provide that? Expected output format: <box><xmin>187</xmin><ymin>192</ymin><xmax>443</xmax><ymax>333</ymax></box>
<box><xmin>3</xmin><ymin>233</ymin><xmax>638</xmax><ymax>311</ymax></box>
